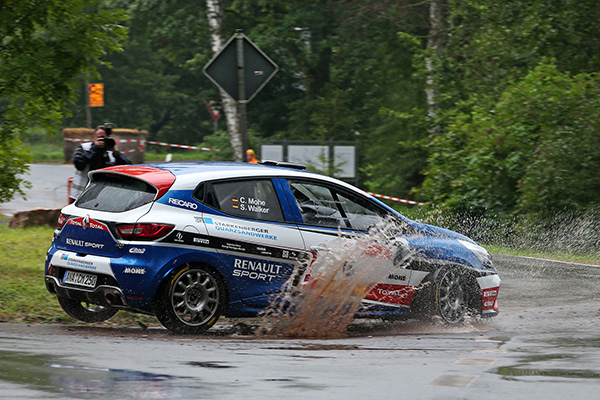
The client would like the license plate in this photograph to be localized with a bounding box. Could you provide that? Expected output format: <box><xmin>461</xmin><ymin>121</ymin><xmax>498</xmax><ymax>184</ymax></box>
<box><xmin>64</xmin><ymin>270</ymin><xmax>97</xmax><ymax>288</ymax></box>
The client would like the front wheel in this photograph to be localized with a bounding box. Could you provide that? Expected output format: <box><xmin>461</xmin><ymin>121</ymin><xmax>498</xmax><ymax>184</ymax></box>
<box><xmin>434</xmin><ymin>268</ymin><xmax>470</xmax><ymax>324</ymax></box>
<box><xmin>154</xmin><ymin>266</ymin><xmax>226</xmax><ymax>334</ymax></box>
<box><xmin>57</xmin><ymin>296</ymin><xmax>118</xmax><ymax>323</ymax></box>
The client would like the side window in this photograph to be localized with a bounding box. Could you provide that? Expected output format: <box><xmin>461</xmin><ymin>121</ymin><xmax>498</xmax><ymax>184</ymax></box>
<box><xmin>288</xmin><ymin>180</ymin><xmax>384</xmax><ymax>231</ymax></box>
<box><xmin>289</xmin><ymin>181</ymin><xmax>347</xmax><ymax>228</ymax></box>
<box><xmin>198</xmin><ymin>179</ymin><xmax>284</xmax><ymax>222</ymax></box>
<box><xmin>335</xmin><ymin>192</ymin><xmax>384</xmax><ymax>231</ymax></box>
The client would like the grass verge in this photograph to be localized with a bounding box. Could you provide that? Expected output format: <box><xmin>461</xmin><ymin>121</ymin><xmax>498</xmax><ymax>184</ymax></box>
<box><xmin>485</xmin><ymin>244</ymin><xmax>600</xmax><ymax>266</ymax></box>
<box><xmin>0</xmin><ymin>226</ymin><xmax>158</xmax><ymax>326</ymax></box>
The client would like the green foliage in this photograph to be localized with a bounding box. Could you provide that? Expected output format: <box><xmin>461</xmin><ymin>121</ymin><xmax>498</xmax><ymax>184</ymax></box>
<box><xmin>70</xmin><ymin>0</ymin><xmax>214</xmax><ymax>144</ymax></box>
<box><xmin>409</xmin><ymin>0</ymin><xmax>600</xmax><ymax>223</ymax></box>
<box><xmin>419</xmin><ymin>62</ymin><xmax>600</xmax><ymax>218</ymax></box>
<box><xmin>0</xmin><ymin>225</ymin><xmax>160</xmax><ymax>326</ymax></box>
<box><xmin>0</xmin><ymin>0</ymin><xmax>127</xmax><ymax>203</ymax></box>
<box><xmin>21</xmin><ymin>0</ymin><xmax>599</xmax><ymax>224</ymax></box>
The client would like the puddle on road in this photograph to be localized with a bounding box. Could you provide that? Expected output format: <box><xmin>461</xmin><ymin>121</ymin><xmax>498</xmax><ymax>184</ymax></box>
<box><xmin>0</xmin><ymin>349</ymin><xmax>212</xmax><ymax>399</ymax></box>
<box><xmin>496</xmin><ymin>353</ymin><xmax>600</xmax><ymax>380</ymax></box>
<box><xmin>186</xmin><ymin>361</ymin><xmax>235</xmax><ymax>369</ymax></box>
<box><xmin>497</xmin><ymin>365</ymin><xmax>600</xmax><ymax>380</ymax></box>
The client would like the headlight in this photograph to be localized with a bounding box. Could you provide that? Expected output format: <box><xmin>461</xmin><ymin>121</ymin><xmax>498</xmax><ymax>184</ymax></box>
<box><xmin>459</xmin><ymin>239</ymin><xmax>494</xmax><ymax>269</ymax></box>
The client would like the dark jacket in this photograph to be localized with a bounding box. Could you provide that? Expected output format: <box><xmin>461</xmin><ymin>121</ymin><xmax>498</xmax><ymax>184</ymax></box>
<box><xmin>72</xmin><ymin>142</ymin><xmax>131</xmax><ymax>172</ymax></box>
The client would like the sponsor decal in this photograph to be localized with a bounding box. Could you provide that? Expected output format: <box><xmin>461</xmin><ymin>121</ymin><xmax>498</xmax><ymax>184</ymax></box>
<box><xmin>123</xmin><ymin>267</ymin><xmax>146</xmax><ymax>275</ymax></box>
<box><xmin>61</xmin><ymin>254</ymin><xmax>69</xmax><ymax>261</ymax></box>
<box><xmin>193</xmin><ymin>237</ymin><xmax>210</xmax><ymax>245</ymax></box>
<box><xmin>168</xmin><ymin>197</ymin><xmax>198</xmax><ymax>210</ymax></box>
<box><xmin>209</xmin><ymin>220</ymin><xmax>277</xmax><ymax>241</ymax></box>
<box><xmin>64</xmin><ymin>256</ymin><xmax>97</xmax><ymax>271</ymax></box>
<box><xmin>174</xmin><ymin>232</ymin><xmax>184</xmax><ymax>243</ymax></box>
<box><xmin>222</xmin><ymin>242</ymin><xmax>245</xmax><ymax>252</ymax></box>
<box><xmin>387</xmin><ymin>273</ymin><xmax>407</xmax><ymax>281</ymax></box>
<box><xmin>481</xmin><ymin>286</ymin><xmax>500</xmax><ymax>311</ymax></box>
<box><xmin>365</xmin><ymin>283</ymin><xmax>415</xmax><ymax>306</ymax></box>
<box><xmin>67</xmin><ymin>217</ymin><xmax>107</xmax><ymax>231</ymax></box>
<box><xmin>233</xmin><ymin>258</ymin><xmax>282</xmax><ymax>282</ymax></box>
<box><xmin>66</xmin><ymin>238</ymin><xmax>105</xmax><ymax>249</ymax></box>
<box><xmin>162</xmin><ymin>228</ymin><xmax>303</xmax><ymax>262</ymax></box>
<box><xmin>129</xmin><ymin>247</ymin><xmax>146</xmax><ymax>254</ymax></box>
<box><xmin>377</xmin><ymin>288</ymin><xmax>405</xmax><ymax>296</ymax></box>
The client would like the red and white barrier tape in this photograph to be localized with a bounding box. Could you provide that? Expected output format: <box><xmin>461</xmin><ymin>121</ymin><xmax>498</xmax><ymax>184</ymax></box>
<box><xmin>367</xmin><ymin>192</ymin><xmax>426</xmax><ymax>206</ymax></box>
<box><xmin>64</xmin><ymin>138</ymin><xmax>144</xmax><ymax>143</ymax></box>
<box><xmin>145</xmin><ymin>141</ymin><xmax>214</xmax><ymax>151</ymax></box>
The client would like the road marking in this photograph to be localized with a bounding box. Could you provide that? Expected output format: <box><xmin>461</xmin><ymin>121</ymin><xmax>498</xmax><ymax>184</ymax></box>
<box><xmin>428</xmin><ymin>374</ymin><xmax>479</xmax><ymax>387</ymax></box>
<box><xmin>454</xmin><ymin>358</ymin><xmax>496</xmax><ymax>366</ymax></box>
<box><xmin>472</xmin><ymin>348</ymin><xmax>507</xmax><ymax>354</ymax></box>
<box><xmin>475</xmin><ymin>337</ymin><xmax>503</xmax><ymax>344</ymax></box>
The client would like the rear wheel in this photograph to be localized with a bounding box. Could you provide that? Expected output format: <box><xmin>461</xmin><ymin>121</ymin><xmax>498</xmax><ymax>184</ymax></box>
<box><xmin>57</xmin><ymin>296</ymin><xmax>118</xmax><ymax>323</ymax></box>
<box><xmin>154</xmin><ymin>266</ymin><xmax>226</xmax><ymax>334</ymax></box>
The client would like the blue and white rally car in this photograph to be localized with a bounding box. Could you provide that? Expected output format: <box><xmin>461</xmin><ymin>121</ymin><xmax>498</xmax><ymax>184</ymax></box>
<box><xmin>45</xmin><ymin>161</ymin><xmax>500</xmax><ymax>333</ymax></box>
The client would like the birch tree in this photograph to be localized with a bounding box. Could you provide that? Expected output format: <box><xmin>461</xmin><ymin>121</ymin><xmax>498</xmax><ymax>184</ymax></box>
<box><xmin>206</xmin><ymin>0</ymin><xmax>244</xmax><ymax>161</ymax></box>
<box><xmin>425</xmin><ymin>0</ymin><xmax>444</xmax><ymax>135</ymax></box>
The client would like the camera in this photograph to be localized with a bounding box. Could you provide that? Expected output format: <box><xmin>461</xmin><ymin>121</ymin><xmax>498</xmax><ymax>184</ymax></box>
<box><xmin>103</xmin><ymin>122</ymin><xmax>114</xmax><ymax>136</ymax></box>
<box><xmin>101</xmin><ymin>137</ymin><xmax>115</xmax><ymax>149</ymax></box>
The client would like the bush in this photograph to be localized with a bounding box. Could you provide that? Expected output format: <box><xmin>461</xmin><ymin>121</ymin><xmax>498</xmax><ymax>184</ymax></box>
<box><xmin>419</xmin><ymin>62</ymin><xmax>600</xmax><ymax>222</ymax></box>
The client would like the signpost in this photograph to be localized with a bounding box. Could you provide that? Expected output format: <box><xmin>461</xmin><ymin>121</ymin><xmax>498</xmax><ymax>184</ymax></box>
<box><xmin>204</xmin><ymin>99</ymin><xmax>222</xmax><ymax>135</ymax></box>
<box><xmin>203</xmin><ymin>31</ymin><xmax>278</xmax><ymax>157</ymax></box>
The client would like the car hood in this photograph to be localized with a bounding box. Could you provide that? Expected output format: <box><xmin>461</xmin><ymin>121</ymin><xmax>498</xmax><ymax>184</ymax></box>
<box><xmin>407</xmin><ymin>220</ymin><xmax>474</xmax><ymax>243</ymax></box>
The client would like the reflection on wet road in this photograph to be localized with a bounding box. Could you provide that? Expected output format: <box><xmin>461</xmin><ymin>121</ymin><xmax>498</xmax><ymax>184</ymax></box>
<box><xmin>2</xmin><ymin>254</ymin><xmax>600</xmax><ymax>399</ymax></box>
<box><xmin>0</xmin><ymin>349</ymin><xmax>212</xmax><ymax>399</ymax></box>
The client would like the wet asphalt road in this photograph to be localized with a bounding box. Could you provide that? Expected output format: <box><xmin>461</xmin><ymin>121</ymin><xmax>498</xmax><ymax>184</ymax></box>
<box><xmin>0</xmin><ymin>163</ymin><xmax>73</xmax><ymax>218</ymax></box>
<box><xmin>1</xmin><ymin>255</ymin><xmax>600</xmax><ymax>399</ymax></box>
<box><xmin>2</xmin><ymin>164</ymin><xmax>600</xmax><ymax>398</ymax></box>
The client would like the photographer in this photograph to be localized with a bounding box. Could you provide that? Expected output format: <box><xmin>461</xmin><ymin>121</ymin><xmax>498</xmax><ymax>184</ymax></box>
<box><xmin>70</xmin><ymin>124</ymin><xmax>131</xmax><ymax>202</ymax></box>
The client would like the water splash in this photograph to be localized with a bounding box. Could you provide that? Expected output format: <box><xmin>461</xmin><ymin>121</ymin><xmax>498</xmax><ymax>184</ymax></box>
<box><xmin>421</xmin><ymin>206</ymin><xmax>600</xmax><ymax>257</ymax></box>
<box><xmin>257</xmin><ymin>223</ymin><xmax>411</xmax><ymax>338</ymax></box>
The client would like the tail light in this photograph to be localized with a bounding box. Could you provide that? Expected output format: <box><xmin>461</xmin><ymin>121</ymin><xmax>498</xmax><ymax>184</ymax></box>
<box><xmin>57</xmin><ymin>214</ymin><xmax>67</xmax><ymax>228</ymax></box>
<box><xmin>117</xmin><ymin>223</ymin><xmax>174</xmax><ymax>241</ymax></box>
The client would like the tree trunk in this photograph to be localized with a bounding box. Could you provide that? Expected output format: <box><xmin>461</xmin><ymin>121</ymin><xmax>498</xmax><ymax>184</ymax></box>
<box><xmin>206</xmin><ymin>0</ymin><xmax>244</xmax><ymax>161</ymax></box>
<box><xmin>425</xmin><ymin>0</ymin><xmax>444</xmax><ymax>135</ymax></box>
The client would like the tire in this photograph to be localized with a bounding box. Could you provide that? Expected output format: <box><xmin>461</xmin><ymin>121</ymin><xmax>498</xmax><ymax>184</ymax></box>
<box><xmin>57</xmin><ymin>296</ymin><xmax>118</xmax><ymax>323</ymax></box>
<box><xmin>434</xmin><ymin>268</ymin><xmax>470</xmax><ymax>324</ymax></box>
<box><xmin>154</xmin><ymin>266</ymin><xmax>226</xmax><ymax>334</ymax></box>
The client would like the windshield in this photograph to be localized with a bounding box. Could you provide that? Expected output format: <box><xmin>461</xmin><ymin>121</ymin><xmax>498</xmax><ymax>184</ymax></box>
<box><xmin>76</xmin><ymin>173</ymin><xmax>157</xmax><ymax>212</ymax></box>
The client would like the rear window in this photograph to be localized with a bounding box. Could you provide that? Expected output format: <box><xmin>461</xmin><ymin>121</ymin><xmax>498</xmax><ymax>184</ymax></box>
<box><xmin>76</xmin><ymin>173</ymin><xmax>157</xmax><ymax>212</ymax></box>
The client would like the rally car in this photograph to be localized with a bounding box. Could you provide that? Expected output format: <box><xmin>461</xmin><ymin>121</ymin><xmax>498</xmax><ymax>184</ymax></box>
<box><xmin>44</xmin><ymin>161</ymin><xmax>500</xmax><ymax>333</ymax></box>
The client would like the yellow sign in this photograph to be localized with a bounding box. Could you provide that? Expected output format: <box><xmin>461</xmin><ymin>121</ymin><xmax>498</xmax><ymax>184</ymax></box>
<box><xmin>88</xmin><ymin>83</ymin><xmax>104</xmax><ymax>107</ymax></box>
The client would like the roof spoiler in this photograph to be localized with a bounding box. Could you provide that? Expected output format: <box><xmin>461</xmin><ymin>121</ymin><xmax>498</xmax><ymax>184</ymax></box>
<box><xmin>260</xmin><ymin>160</ymin><xmax>307</xmax><ymax>170</ymax></box>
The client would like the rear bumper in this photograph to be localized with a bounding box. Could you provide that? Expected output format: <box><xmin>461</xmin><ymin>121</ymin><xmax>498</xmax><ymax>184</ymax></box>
<box><xmin>45</xmin><ymin>275</ymin><xmax>129</xmax><ymax>308</ymax></box>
